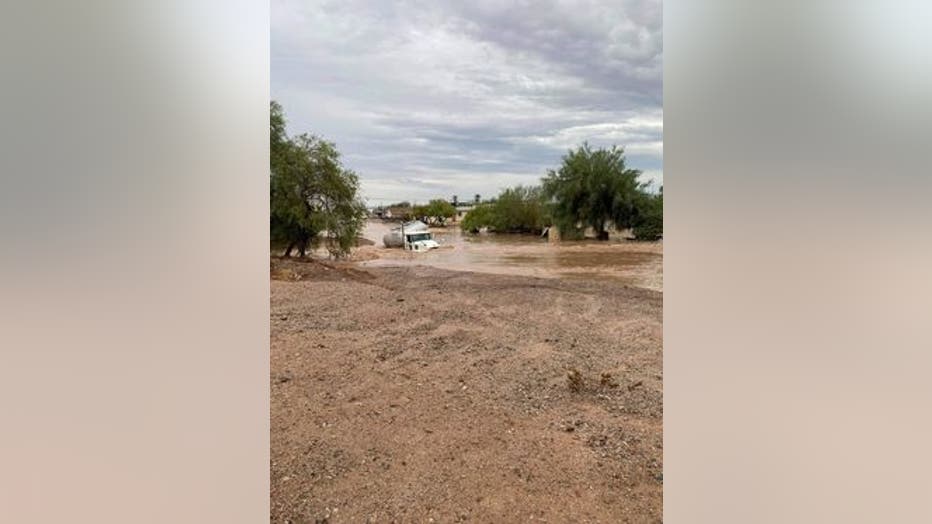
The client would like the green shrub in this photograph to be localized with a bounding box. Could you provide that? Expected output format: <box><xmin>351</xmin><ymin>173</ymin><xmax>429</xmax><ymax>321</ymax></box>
<box><xmin>460</xmin><ymin>186</ymin><xmax>549</xmax><ymax>234</ymax></box>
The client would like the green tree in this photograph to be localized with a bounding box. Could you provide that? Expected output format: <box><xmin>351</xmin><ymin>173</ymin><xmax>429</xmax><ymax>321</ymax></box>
<box><xmin>632</xmin><ymin>186</ymin><xmax>663</xmax><ymax>240</ymax></box>
<box><xmin>542</xmin><ymin>143</ymin><xmax>645</xmax><ymax>240</ymax></box>
<box><xmin>491</xmin><ymin>185</ymin><xmax>548</xmax><ymax>233</ymax></box>
<box><xmin>416</xmin><ymin>199</ymin><xmax>456</xmax><ymax>226</ymax></box>
<box><xmin>271</xmin><ymin>101</ymin><xmax>287</xmax><ymax>161</ymax></box>
<box><xmin>270</xmin><ymin>102</ymin><xmax>367</xmax><ymax>258</ymax></box>
<box><xmin>460</xmin><ymin>185</ymin><xmax>549</xmax><ymax>234</ymax></box>
<box><xmin>460</xmin><ymin>203</ymin><xmax>496</xmax><ymax>233</ymax></box>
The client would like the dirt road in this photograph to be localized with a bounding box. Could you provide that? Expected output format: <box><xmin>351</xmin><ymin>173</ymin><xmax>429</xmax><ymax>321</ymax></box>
<box><xmin>271</xmin><ymin>258</ymin><xmax>662</xmax><ymax>523</ymax></box>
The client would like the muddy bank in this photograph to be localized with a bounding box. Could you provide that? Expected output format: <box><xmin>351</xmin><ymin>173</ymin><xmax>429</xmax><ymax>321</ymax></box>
<box><xmin>271</xmin><ymin>264</ymin><xmax>662</xmax><ymax>523</ymax></box>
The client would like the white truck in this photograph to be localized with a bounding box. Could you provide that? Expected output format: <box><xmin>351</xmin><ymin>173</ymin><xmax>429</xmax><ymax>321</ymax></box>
<box><xmin>382</xmin><ymin>220</ymin><xmax>440</xmax><ymax>251</ymax></box>
<box><xmin>401</xmin><ymin>231</ymin><xmax>439</xmax><ymax>252</ymax></box>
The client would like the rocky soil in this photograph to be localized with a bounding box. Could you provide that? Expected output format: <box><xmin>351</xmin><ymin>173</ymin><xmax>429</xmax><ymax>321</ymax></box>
<box><xmin>271</xmin><ymin>258</ymin><xmax>662</xmax><ymax>523</ymax></box>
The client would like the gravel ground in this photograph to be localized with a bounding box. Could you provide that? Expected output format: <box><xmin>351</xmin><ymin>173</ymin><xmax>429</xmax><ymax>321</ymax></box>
<box><xmin>271</xmin><ymin>258</ymin><xmax>662</xmax><ymax>523</ymax></box>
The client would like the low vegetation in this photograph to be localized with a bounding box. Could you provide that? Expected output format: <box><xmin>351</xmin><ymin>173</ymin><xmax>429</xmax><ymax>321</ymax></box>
<box><xmin>460</xmin><ymin>185</ymin><xmax>549</xmax><ymax>234</ymax></box>
<box><xmin>413</xmin><ymin>199</ymin><xmax>456</xmax><ymax>226</ymax></box>
<box><xmin>631</xmin><ymin>187</ymin><xmax>663</xmax><ymax>241</ymax></box>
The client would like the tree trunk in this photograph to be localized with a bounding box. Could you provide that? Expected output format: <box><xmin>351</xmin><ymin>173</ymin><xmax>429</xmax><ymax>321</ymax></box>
<box><xmin>284</xmin><ymin>242</ymin><xmax>295</xmax><ymax>257</ymax></box>
<box><xmin>596</xmin><ymin>229</ymin><xmax>609</xmax><ymax>241</ymax></box>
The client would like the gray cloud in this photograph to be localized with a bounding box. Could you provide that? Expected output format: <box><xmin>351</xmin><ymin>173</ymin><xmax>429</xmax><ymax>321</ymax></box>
<box><xmin>272</xmin><ymin>0</ymin><xmax>662</xmax><ymax>205</ymax></box>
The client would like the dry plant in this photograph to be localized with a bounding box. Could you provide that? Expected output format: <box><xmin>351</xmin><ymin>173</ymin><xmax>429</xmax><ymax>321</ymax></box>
<box><xmin>600</xmin><ymin>372</ymin><xmax>619</xmax><ymax>389</ymax></box>
<box><xmin>566</xmin><ymin>368</ymin><xmax>584</xmax><ymax>392</ymax></box>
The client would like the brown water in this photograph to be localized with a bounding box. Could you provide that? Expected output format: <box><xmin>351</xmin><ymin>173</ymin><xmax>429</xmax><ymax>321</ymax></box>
<box><xmin>358</xmin><ymin>221</ymin><xmax>663</xmax><ymax>291</ymax></box>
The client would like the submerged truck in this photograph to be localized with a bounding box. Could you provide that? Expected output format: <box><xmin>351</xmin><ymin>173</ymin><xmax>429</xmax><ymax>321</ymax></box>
<box><xmin>382</xmin><ymin>220</ymin><xmax>440</xmax><ymax>251</ymax></box>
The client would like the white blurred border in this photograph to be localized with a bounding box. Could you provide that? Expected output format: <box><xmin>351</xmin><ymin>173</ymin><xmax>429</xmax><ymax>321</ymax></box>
<box><xmin>666</xmin><ymin>1</ymin><xmax>932</xmax><ymax>522</ymax></box>
<box><xmin>0</xmin><ymin>2</ymin><xmax>269</xmax><ymax>522</ymax></box>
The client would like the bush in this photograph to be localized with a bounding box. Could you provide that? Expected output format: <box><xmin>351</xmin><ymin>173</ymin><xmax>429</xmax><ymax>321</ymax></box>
<box><xmin>414</xmin><ymin>199</ymin><xmax>456</xmax><ymax>226</ymax></box>
<box><xmin>460</xmin><ymin>185</ymin><xmax>549</xmax><ymax>234</ymax></box>
<box><xmin>632</xmin><ymin>189</ymin><xmax>662</xmax><ymax>240</ymax></box>
<box><xmin>460</xmin><ymin>203</ymin><xmax>496</xmax><ymax>233</ymax></box>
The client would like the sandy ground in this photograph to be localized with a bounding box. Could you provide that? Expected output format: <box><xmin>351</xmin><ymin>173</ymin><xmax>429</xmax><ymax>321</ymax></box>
<box><xmin>271</xmin><ymin>257</ymin><xmax>662</xmax><ymax>523</ymax></box>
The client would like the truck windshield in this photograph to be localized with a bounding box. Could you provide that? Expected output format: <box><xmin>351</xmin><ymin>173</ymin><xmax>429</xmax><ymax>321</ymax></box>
<box><xmin>407</xmin><ymin>233</ymin><xmax>431</xmax><ymax>242</ymax></box>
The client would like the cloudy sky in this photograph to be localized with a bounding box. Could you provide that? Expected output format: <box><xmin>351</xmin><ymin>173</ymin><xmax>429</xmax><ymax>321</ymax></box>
<box><xmin>272</xmin><ymin>0</ymin><xmax>662</xmax><ymax>206</ymax></box>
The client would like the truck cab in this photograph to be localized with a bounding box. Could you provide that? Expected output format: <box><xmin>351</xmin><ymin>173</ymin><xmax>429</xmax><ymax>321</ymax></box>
<box><xmin>404</xmin><ymin>231</ymin><xmax>439</xmax><ymax>251</ymax></box>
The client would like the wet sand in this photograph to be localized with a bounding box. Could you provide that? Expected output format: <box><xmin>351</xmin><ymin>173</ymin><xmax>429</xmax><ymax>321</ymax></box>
<box><xmin>271</xmin><ymin>257</ymin><xmax>663</xmax><ymax>523</ymax></box>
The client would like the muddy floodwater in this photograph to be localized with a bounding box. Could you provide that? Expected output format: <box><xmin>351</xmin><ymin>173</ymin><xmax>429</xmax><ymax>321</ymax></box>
<box><xmin>358</xmin><ymin>220</ymin><xmax>662</xmax><ymax>291</ymax></box>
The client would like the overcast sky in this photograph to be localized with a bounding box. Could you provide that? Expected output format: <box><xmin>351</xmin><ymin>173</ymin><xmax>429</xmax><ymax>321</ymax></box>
<box><xmin>272</xmin><ymin>0</ymin><xmax>662</xmax><ymax>206</ymax></box>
